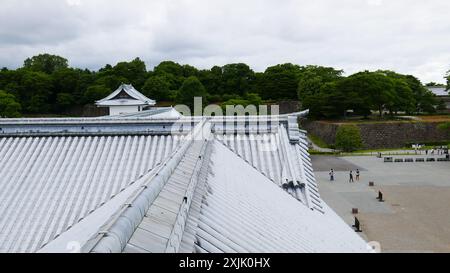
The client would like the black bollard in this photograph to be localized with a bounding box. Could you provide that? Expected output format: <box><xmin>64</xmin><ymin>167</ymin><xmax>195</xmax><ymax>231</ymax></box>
<box><xmin>352</xmin><ymin>217</ymin><xmax>362</xmax><ymax>232</ymax></box>
<box><xmin>377</xmin><ymin>191</ymin><xmax>384</xmax><ymax>202</ymax></box>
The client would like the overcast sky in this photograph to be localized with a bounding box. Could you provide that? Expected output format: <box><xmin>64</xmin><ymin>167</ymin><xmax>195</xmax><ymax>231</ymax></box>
<box><xmin>0</xmin><ymin>0</ymin><xmax>449</xmax><ymax>83</ymax></box>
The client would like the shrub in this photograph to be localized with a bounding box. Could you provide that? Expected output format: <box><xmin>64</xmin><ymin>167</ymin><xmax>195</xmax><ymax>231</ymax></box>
<box><xmin>207</xmin><ymin>94</ymin><xmax>222</xmax><ymax>103</ymax></box>
<box><xmin>335</xmin><ymin>125</ymin><xmax>363</xmax><ymax>152</ymax></box>
<box><xmin>438</xmin><ymin>122</ymin><xmax>450</xmax><ymax>131</ymax></box>
<box><xmin>0</xmin><ymin>90</ymin><xmax>21</xmax><ymax>117</ymax></box>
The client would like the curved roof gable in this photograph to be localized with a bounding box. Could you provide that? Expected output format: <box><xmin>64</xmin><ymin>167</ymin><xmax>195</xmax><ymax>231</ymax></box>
<box><xmin>96</xmin><ymin>84</ymin><xmax>156</xmax><ymax>106</ymax></box>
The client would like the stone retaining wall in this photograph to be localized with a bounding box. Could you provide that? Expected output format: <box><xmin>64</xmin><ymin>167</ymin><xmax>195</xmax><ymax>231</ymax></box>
<box><xmin>300</xmin><ymin>120</ymin><xmax>450</xmax><ymax>149</ymax></box>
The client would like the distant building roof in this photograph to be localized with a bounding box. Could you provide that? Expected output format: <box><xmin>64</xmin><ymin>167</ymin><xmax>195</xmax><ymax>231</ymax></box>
<box><xmin>112</xmin><ymin>107</ymin><xmax>183</xmax><ymax>119</ymax></box>
<box><xmin>96</xmin><ymin>84</ymin><xmax>156</xmax><ymax>107</ymax></box>
<box><xmin>427</xmin><ymin>86</ymin><xmax>449</xmax><ymax>97</ymax></box>
<box><xmin>0</xmin><ymin>111</ymin><xmax>370</xmax><ymax>253</ymax></box>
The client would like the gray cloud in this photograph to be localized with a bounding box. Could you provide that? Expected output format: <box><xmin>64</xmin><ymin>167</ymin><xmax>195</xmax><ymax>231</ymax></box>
<box><xmin>0</xmin><ymin>0</ymin><xmax>449</xmax><ymax>83</ymax></box>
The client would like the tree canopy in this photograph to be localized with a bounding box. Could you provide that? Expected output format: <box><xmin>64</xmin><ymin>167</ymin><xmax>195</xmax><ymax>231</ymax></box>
<box><xmin>0</xmin><ymin>90</ymin><xmax>21</xmax><ymax>117</ymax></box>
<box><xmin>176</xmin><ymin>76</ymin><xmax>208</xmax><ymax>110</ymax></box>
<box><xmin>23</xmin><ymin>54</ymin><xmax>69</xmax><ymax>74</ymax></box>
<box><xmin>259</xmin><ymin>63</ymin><xmax>300</xmax><ymax>100</ymax></box>
<box><xmin>0</xmin><ymin>53</ymin><xmax>444</xmax><ymax>118</ymax></box>
<box><xmin>142</xmin><ymin>76</ymin><xmax>172</xmax><ymax>101</ymax></box>
<box><xmin>299</xmin><ymin>70</ymin><xmax>440</xmax><ymax>119</ymax></box>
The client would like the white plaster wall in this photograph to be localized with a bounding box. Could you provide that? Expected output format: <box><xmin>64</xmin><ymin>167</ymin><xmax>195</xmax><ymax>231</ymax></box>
<box><xmin>109</xmin><ymin>106</ymin><xmax>140</xmax><ymax>116</ymax></box>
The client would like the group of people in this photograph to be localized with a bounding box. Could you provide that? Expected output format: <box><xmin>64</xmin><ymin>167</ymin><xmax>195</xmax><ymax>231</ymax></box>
<box><xmin>329</xmin><ymin>169</ymin><xmax>360</xmax><ymax>183</ymax></box>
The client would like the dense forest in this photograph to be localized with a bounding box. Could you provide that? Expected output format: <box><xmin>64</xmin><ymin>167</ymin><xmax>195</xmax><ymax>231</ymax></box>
<box><xmin>0</xmin><ymin>53</ymin><xmax>448</xmax><ymax>118</ymax></box>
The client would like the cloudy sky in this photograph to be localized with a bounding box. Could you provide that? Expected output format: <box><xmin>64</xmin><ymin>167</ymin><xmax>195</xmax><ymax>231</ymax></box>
<box><xmin>0</xmin><ymin>0</ymin><xmax>449</xmax><ymax>83</ymax></box>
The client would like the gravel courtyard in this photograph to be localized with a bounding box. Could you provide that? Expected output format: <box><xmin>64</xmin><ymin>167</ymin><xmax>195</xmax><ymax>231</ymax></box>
<box><xmin>312</xmin><ymin>155</ymin><xmax>450</xmax><ymax>253</ymax></box>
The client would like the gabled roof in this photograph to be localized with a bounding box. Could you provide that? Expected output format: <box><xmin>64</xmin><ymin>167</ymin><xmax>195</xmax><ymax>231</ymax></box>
<box><xmin>185</xmin><ymin>142</ymin><xmax>367</xmax><ymax>253</ymax></box>
<box><xmin>0</xmin><ymin>111</ymin><xmax>370</xmax><ymax>253</ymax></box>
<box><xmin>84</xmin><ymin>115</ymin><xmax>369</xmax><ymax>253</ymax></box>
<box><xmin>427</xmin><ymin>86</ymin><xmax>449</xmax><ymax>97</ymax></box>
<box><xmin>0</xmin><ymin>133</ymin><xmax>186</xmax><ymax>252</ymax></box>
<box><xmin>96</xmin><ymin>84</ymin><xmax>156</xmax><ymax>106</ymax></box>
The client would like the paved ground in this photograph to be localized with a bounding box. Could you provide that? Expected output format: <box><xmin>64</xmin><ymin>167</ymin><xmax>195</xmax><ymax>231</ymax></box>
<box><xmin>311</xmin><ymin>155</ymin><xmax>366</xmax><ymax>172</ymax></box>
<box><xmin>312</xmin><ymin>155</ymin><xmax>450</xmax><ymax>253</ymax></box>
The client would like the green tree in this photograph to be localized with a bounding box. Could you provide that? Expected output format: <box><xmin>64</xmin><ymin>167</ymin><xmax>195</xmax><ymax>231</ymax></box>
<box><xmin>335</xmin><ymin>125</ymin><xmax>363</xmax><ymax>152</ymax></box>
<box><xmin>56</xmin><ymin>93</ymin><xmax>75</xmax><ymax>111</ymax></box>
<box><xmin>437</xmin><ymin>99</ymin><xmax>447</xmax><ymax>112</ymax></box>
<box><xmin>23</xmin><ymin>54</ymin><xmax>68</xmax><ymax>74</ymax></box>
<box><xmin>379</xmin><ymin>71</ymin><xmax>434</xmax><ymax>114</ymax></box>
<box><xmin>84</xmin><ymin>85</ymin><xmax>110</xmax><ymax>103</ymax></box>
<box><xmin>153</xmin><ymin>61</ymin><xmax>185</xmax><ymax>90</ymax></box>
<box><xmin>182</xmin><ymin>64</ymin><xmax>199</xmax><ymax>78</ymax></box>
<box><xmin>387</xmin><ymin>78</ymin><xmax>415</xmax><ymax>114</ymax></box>
<box><xmin>425</xmin><ymin>82</ymin><xmax>445</xmax><ymax>87</ymax></box>
<box><xmin>21</xmin><ymin>71</ymin><xmax>53</xmax><ymax>113</ymax></box>
<box><xmin>142</xmin><ymin>76</ymin><xmax>172</xmax><ymax>101</ymax></box>
<box><xmin>27</xmin><ymin>95</ymin><xmax>50</xmax><ymax>113</ymax></box>
<box><xmin>259</xmin><ymin>63</ymin><xmax>300</xmax><ymax>100</ymax></box>
<box><xmin>403</xmin><ymin>75</ymin><xmax>437</xmax><ymax>113</ymax></box>
<box><xmin>418</xmin><ymin>91</ymin><xmax>438</xmax><ymax>113</ymax></box>
<box><xmin>341</xmin><ymin>71</ymin><xmax>395</xmax><ymax>117</ymax></box>
<box><xmin>298</xmin><ymin>65</ymin><xmax>343</xmax><ymax>98</ymax></box>
<box><xmin>0</xmin><ymin>55</ymin><xmax>444</xmax><ymax>118</ymax></box>
<box><xmin>77</xmin><ymin>71</ymin><xmax>96</xmax><ymax>101</ymax></box>
<box><xmin>220</xmin><ymin>63</ymin><xmax>255</xmax><ymax>97</ymax></box>
<box><xmin>176</xmin><ymin>76</ymin><xmax>207</xmax><ymax>110</ymax></box>
<box><xmin>244</xmin><ymin>93</ymin><xmax>263</xmax><ymax>106</ymax></box>
<box><xmin>298</xmin><ymin>65</ymin><xmax>344</xmax><ymax>116</ymax></box>
<box><xmin>198</xmin><ymin>66</ymin><xmax>222</xmax><ymax>95</ymax></box>
<box><xmin>110</xmin><ymin>58</ymin><xmax>148</xmax><ymax>89</ymax></box>
<box><xmin>152</xmin><ymin>71</ymin><xmax>181</xmax><ymax>91</ymax></box>
<box><xmin>0</xmin><ymin>69</ymin><xmax>22</xmax><ymax>98</ymax></box>
<box><xmin>154</xmin><ymin>61</ymin><xmax>184</xmax><ymax>77</ymax></box>
<box><xmin>52</xmin><ymin>68</ymin><xmax>81</xmax><ymax>95</ymax></box>
<box><xmin>0</xmin><ymin>90</ymin><xmax>21</xmax><ymax>117</ymax></box>
<box><xmin>94</xmin><ymin>75</ymin><xmax>128</xmax><ymax>91</ymax></box>
<box><xmin>319</xmin><ymin>81</ymin><xmax>351</xmax><ymax>118</ymax></box>
<box><xmin>221</xmin><ymin>93</ymin><xmax>263</xmax><ymax>109</ymax></box>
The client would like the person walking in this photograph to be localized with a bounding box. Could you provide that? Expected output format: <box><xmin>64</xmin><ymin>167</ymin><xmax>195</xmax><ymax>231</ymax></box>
<box><xmin>356</xmin><ymin>169</ymin><xmax>360</xmax><ymax>181</ymax></box>
<box><xmin>329</xmin><ymin>169</ymin><xmax>334</xmax><ymax>182</ymax></box>
<box><xmin>349</xmin><ymin>171</ymin><xmax>354</xmax><ymax>183</ymax></box>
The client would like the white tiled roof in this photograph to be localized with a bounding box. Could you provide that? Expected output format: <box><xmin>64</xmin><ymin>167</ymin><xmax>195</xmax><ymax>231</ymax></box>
<box><xmin>186</xmin><ymin>142</ymin><xmax>368</xmax><ymax>253</ymax></box>
<box><xmin>87</xmin><ymin>117</ymin><xmax>369</xmax><ymax>253</ymax></box>
<box><xmin>96</xmin><ymin>84</ymin><xmax>156</xmax><ymax>106</ymax></box>
<box><xmin>0</xmin><ymin>134</ymin><xmax>184</xmax><ymax>252</ymax></box>
<box><xmin>0</xmin><ymin>111</ymin><xmax>370</xmax><ymax>253</ymax></box>
<box><xmin>215</xmin><ymin>126</ymin><xmax>323</xmax><ymax>212</ymax></box>
<box><xmin>427</xmin><ymin>86</ymin><xmax>448</xmax><ymax>97</ymax></box>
